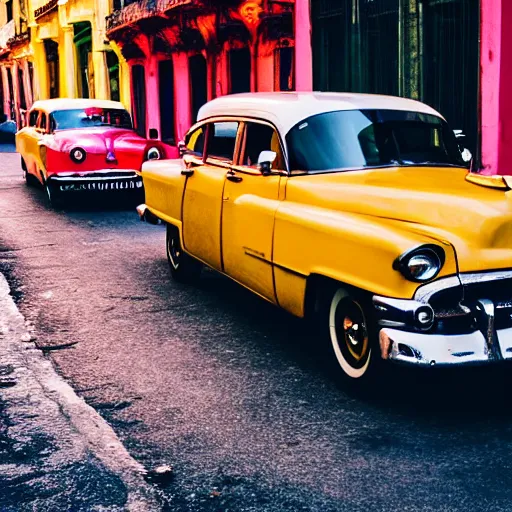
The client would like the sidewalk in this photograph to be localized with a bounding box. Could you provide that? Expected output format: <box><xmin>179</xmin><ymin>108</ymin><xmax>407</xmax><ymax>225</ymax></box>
<box><xmin>0</xmin><ymin>272</ymin><xmax>161</xmax><ymax>511</ymax></box>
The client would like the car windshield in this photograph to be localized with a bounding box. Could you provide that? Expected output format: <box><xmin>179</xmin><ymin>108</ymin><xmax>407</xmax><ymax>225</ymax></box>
<box><xmin>51</xmin><ymin>108</ymin><xmax>133</xmax><ymax>131</ymax></box>
<box><xmin>285</xmin><ymin>109</ymin><xmax>465</xmax><ymax>174</ymax></box>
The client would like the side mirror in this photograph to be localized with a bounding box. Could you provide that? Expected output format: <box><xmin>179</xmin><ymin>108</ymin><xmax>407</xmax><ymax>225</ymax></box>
<box><xmin>453</xmin><ymin>129</ymin><xmax>473</xmax><ymax>164</ymax></box>
<box><xmin>178</xmin><ymin>140</ymin><xmax>186</xmax><ymax>157</ymax></box>
<box><xmin>258</xmin><ymin>150</ymin><xmax>277</xmax><ymax>175</ymax></box>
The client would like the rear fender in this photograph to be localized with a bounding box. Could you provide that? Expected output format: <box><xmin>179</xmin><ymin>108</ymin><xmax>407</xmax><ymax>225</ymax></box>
<box><xmin>140</xmin><ymin>158</ymin><xmax>186</xmax><ymax>225</ymax></box>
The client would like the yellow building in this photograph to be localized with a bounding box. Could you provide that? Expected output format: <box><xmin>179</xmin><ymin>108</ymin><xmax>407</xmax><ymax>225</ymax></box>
<box><xmin>0</xmin><ymin>0</ymin><xmax>33</xmax><ymax>127</ymax></box>
<box><xmin>29</xmin><ymin>0</ymin><xmax>123</xmax><ymax>102</ymax></box>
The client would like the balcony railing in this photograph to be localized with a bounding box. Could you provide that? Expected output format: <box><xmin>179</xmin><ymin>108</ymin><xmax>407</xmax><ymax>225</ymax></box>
<box><xmin>106</xmin><ymin>0</ymin><xmax>195</xmax><ymax>33</ymax></box>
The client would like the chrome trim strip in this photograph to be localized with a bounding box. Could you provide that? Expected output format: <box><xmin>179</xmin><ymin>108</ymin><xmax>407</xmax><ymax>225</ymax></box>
<box><xmin>460</xmin><ymin>269</ymin><xmax>512</xmax><ymax>285</ymax></box>
<box><xmin>413</xmin><ymin>275</ymin><xmax>461</xmax><ymax>303</ymax></box>
<box><xmin>50</xmin><ymin>174</ymin><xmax>140</xmax><ymax>182</ymax></box>
<box><xmin>414</xmin><ymin>269</ymin><xmax>512</xmax><ymax>303</ymax></box>
<box><xmin>50</xmin><ymin>169</ymin><xmax>138</xmax><ymax>177</ymax></box>
<box><xmin>245</xmin><ymin>251</ymin><xmax>308</xmax><ymax>277</ymax></box>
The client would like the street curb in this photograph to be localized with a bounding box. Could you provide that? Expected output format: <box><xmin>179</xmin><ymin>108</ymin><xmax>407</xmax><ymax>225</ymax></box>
<box><xmin>0</xmin><ymin>272</ymin><xmax>162</xmax><ymax>511</ymax></box>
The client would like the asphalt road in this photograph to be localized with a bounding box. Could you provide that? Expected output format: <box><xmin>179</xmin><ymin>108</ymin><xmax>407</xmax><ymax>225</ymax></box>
<box><xmin>2</xmin><ymin>152</ymin><xmax>512</xmax><ymax>511</ymax></box>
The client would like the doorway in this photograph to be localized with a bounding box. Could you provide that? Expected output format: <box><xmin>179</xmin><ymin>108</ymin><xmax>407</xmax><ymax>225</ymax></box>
<box><xmin>229</xmin><ymin>48</ymin><xmax>251</xmax><ymax>93</ymax></box>
<box><xmin>189</xmin><ymin>54</ymin><xmax>207</xmax><ymax>124</ymax></box>
<box><xmin>44</xmin><ymin>39</ymin><xmax>59</xmax><ymax>99</ymax></box>
<box><xmin>158</xmin><ymin>59</ymin><xmax>175</xmax><ymax>144</ymax></box>
<box><xmin>131</xmin><ymin>64</ymin><xmax>147</xmax><ymax>137</ymax></box>
<box><xmin>74</xmin><ymin>22</ymin><xmax>93</xmax><ymax>98</ymax></box>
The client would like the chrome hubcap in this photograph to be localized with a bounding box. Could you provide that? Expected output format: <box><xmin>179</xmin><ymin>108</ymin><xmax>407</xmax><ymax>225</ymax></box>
<box><xmin>168</xmin><ymin>235</ymin><xmax>181</xmax><ymax>270</ymax></box>
<box><xmin>333</xmin><ymin>298</ymin><xmax>369</xmax><ymax>364</ymax></box>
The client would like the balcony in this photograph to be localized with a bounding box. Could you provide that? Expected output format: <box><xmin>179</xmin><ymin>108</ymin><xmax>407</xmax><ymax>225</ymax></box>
<box><xmin>7</xmin><ymin>31</ymin><xmax>30</xmax><ymax>50</ymax></box>
<box><xmin>106</xmin><ymin>0</ymin><xmax>197</xmax><ymax>34</ymax></box>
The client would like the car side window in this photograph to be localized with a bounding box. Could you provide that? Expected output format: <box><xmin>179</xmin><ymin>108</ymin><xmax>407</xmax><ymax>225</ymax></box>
<box><xmin>242</xmin><ymin>122</ymin><xmax>286</xmax><ymax>170</ymax></box>
<box><xmin>38</xmin><ymin>113</ymin><xmax>47</xmax><ymax>132</ymax></box>
<box><xmin>29</xmin><ymin>110</ymin><xmax>39</xmax><ymax>127</ymax></box>
<box><xmin>206</xmin><ymin>121</ymin><xmax>239</xmax><ymax>163</ymax></box>
<box><xmin>184</xmin><ymin>126</ymin><xmax>205</xmax><ymax>157</ymax></box>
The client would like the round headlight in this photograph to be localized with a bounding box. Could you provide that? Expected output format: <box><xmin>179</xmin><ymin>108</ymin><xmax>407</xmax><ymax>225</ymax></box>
<box><xmin>394</xmin><ymin>246</ymin><xmax>444</xmax><ymax>282</ymax></box>
<box><xmin>147</xmin><ymin>147</ymin><xmax>161</xmax><ymax>161</ymax></box>
<box><xmin>407</xmin><ymin>253</ymin><xmax>441</xmax><ymax>281</ymax></box>
<box><xmin>70</xmin><ymin>147</ymin><xmax>86</xmax><ymax>164</ymax></box>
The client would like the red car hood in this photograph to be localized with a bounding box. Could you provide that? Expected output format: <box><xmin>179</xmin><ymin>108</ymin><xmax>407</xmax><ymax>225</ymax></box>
<box><xmin>46</xmin><ymin>127</ymin><xmax>158</xmax><ymax>176</ymax></box>
<box><xmin>54</xmin><ymin>127</ymin><xmax>147</xmax><ymax>154</ymax></box>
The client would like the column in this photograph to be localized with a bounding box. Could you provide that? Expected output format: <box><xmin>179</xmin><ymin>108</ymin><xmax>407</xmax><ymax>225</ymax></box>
<box><xmin>1</xmin><ymin>67</ymin><xmax>10</xmax><ymax>119</ymax></box>
<box><xmin>11</xmin><ymin>63</ymin><xmax>21</xmax><ymax>127</ymax></box>
<box><xmin>22</xmin><ymin>60</ymin><xmax>34</xmax><ymax>108</ymax></box>
<box><xmin>215</xmin><ymin>49</ymin><xmax>229</xmax><ymax>98</ymax></box>
<box><xmin>403</xmin><ymin>0</ymin><xmax>420</xmax><ymax>100</ymax></box>
<box><xmin>171</xmin><ymin>52</ymin><xmax>191</xmax><ymax>142</ymax></box>
<box><xmin>31</xmin><ymin>40</ymin><xmax>49</xmax><ymax>100</ymax></box>
<box><xmin>480</xmin><ymin>0</ymin><xmax>512</xmax><ymax>175</ymax></box>
<box><xmin>62</xmin><ymin>26</ymin><xmax>78</xmax><ymax>98</ymax></box>
<box><xmin>145</xmin><ymin>53</ymin><xmax>161</xmax><ymax>138</ymax></box>
<box><xmin>109</xmin><ymin>41</ymin><xmax>131</xmax><ymax>111</ymax></box>
<box><xmin>294</xmin><ymin>0</ymin><xmax>313</xmax><ymax>91</ymax></box>
<box><xmin>93</xmin><ymin>51</ymin><xmax>109</xmax><ymax>100</ymax></box>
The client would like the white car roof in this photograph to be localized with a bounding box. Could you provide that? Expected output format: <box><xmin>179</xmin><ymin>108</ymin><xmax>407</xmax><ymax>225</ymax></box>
<box><xmin>31</xmin><ymin>98</ymin><xmax>127</xmax><ymax>113</ymax></box>
<box><xmin>197</xmin><ymin>92</ymin><xmax>445</xmax><ymax>135</ymax></box>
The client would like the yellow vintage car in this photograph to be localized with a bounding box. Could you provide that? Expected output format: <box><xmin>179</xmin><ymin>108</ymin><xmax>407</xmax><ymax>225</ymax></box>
<box><xmin>137</xmin><ymin>92</ymin><xmax>512</xmax><ymax>382</ymax></box>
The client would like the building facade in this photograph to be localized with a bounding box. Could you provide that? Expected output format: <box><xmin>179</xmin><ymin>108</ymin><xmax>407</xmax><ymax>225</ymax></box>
<box><xmin>0</xmin><ymin>0</ymin><xmax>508</xmax><ymax>177</ymax></box>
<box><xmin>29</xmin><ymin>0</ymin><xmax>117</xmax><ymax>102</ymax></box>
<box><xmin>0</xmin><ymin>0</ymin><xmax>33</xmax><ymax>128</ymax></box>
<box><xmin>106</xmin><ymin>0</ymin><xmax>294</xmax><ymax>154</ymax></box>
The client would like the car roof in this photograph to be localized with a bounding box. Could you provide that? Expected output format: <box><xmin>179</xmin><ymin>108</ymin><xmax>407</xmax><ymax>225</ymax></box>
<box><xmin>31</xmin><ymin>98</ymin><xmax>127</xmax><ymax>113</ymax></box>
<box><xmin>197</xmin><ymin>92</ymin><xmax>445</xmax><ymax>135</ymax></box>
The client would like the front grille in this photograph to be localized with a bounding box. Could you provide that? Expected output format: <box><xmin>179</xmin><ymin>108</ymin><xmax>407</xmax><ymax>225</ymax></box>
<box><xmin>427</xmin><ymin>276</ymin><xmax>512</xmax><ymax>333</ymax></box>
<box><xmin>58</xmin><ymin>180</ymin><xmax>143</xmax><ymax>192</ymax></box>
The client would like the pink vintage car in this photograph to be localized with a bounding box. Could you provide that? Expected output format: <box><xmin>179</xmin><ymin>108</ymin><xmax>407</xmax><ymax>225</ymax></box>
<box><xmin>16</xmin><ymin>99</ymin><xmax>165</xmax><ymax>207</ymax></box>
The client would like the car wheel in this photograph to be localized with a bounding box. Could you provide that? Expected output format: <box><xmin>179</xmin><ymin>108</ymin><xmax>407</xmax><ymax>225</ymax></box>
<box><xmin>21</xmin><ymin>158</ymin><xmax>34</xmax><ymax>187</ymax></box>
<box><xmin>44</xmin><ymin>180</ymin><xmax>63</xmax><ymax>209</ymax></box>
<box><xmin>316</xmin><ymin>285</ymin><xmax>380</xmax><ymax>384</ymax></box>
<box><xmin>166</xmin><ymin>224</ymin><xmax>202</xmax><ymax>283</ymax></box>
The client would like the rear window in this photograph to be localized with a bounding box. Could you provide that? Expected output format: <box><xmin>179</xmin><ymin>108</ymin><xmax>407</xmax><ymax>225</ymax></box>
<box><xmin>50</xmin><ymin>108</ymin><xmax>133</xmax><ymax>131</ymax></box>
<box><xmin>286</xmin><ymin>109</ymin><xmax>465</xmax><ymax>174</ymax></box>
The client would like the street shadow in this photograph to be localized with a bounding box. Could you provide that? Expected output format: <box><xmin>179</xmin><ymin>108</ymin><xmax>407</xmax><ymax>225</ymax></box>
<box><xmin>26</xmin><ymin>182</ymin><xmax>143</xmax><ymax>214</ymax></box>
<box><xmin>146</xmin><ymin>258</ymin><xmax>512</xmax><ymax>425</ymax></box>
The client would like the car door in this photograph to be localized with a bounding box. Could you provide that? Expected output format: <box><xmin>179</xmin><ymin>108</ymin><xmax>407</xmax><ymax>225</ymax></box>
<box><xmin>182</xmin><ymin>120</ymin><xmax>241</xmax><ymax>271</ymax></box>
<box><xmin>34</xmin><ymin>112</ymin><xmax>50</xmax><ymax>179</ymax></box>
<box><xmin>221</xmin><ymin>120</ymin><xmax>285</xmax><ymax>303</ymax></box>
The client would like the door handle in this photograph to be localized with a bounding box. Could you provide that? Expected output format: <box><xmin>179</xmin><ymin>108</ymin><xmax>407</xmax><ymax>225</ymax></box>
<box><xmin>181</xmin><ymin>168</ymin><xmax>194</xmax><ymax>177</ymax></box>
<box><xmin>226</xmin><ymin>171</ymin><xmax>243</xmax><ymax>183</ymax></box>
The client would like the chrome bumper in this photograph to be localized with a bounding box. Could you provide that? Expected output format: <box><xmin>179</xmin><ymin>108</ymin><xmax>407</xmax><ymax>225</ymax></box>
<box><xmin>379</xmin><ymin>327</ymin><xmax>512</xmax><ymax>366</ymax></box>
<box><xmin>374</xmin><ymin>275</ymin><xmax>512</xmax><ymax>366</ymax></box>
<box><xmin>48</xmin><ymin>170</ymin><xmax>142</xmax><ymax>192</ymax></box>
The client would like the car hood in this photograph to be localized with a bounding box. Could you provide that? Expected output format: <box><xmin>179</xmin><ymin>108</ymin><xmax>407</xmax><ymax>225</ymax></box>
<box><xmin>284</xmin><ymin>166</ymin><xmax>512</xmax><ymax>273</ymax></box>
<box><xmin>53</xmin><ymin>128</ymin><xmax>147</xmax><ymax>154</ymax></box>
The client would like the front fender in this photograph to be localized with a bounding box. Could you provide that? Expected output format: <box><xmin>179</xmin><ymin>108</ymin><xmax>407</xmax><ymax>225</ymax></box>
<box><xmin>273</xmin><ymin>202</ymin><xmax>458</xmax><ymax>316</ymax></box>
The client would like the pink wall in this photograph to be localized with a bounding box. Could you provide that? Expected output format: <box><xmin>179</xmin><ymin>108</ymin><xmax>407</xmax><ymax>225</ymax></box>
<box><xmin>294</xmin><ymin>0</ymin><xmax>312</xmax><ymax>91</ymax></box>
<box><xmin>172</xmin><ymin>52</ymin><xmax>191</xmax><ymax>143</ymax></box>
<box><xmin>145</xmin><ymin>53</ymin><xmax>161</xmax><ymax>139</ymax></box>
<box><xmin>480</xmin><ymin>0</ymin><xmax>512</xmax><ymax>175</ymax></box>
